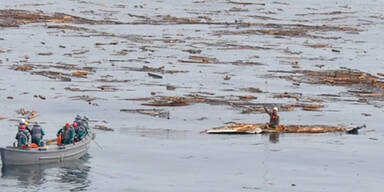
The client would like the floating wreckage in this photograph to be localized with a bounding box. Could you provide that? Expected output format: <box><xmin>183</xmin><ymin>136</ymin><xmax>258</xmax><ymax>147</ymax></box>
<box><xmin>202</xmin><ymin>123</ymin><xmax>365</xmax><ymax>135</ymax></box>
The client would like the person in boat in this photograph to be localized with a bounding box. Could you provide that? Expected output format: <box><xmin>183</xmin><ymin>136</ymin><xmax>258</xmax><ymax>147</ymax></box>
<box><xmin>82</xmin><ymin>116</ymin><xmax>89</xmax><ymax>128</ymax></box>
<box><xmin>74</xmin><ymin>115</ymin><xmax>89</xmax><ymax>136</ymax></box>
<box><xmin>74</xmin><ymin>115</ymin><xmax>85</xmax><ymax>131</ymax></box>
<box><xmin>31</xmin><ymin>123</ymin><xmax>45</xmax><ymax>146</ymax></box>
<box><xmin>57</xmin><ymin>123</ymin><xmax>75</xmax><ymax>145</ymax></box>
<box><xmin>15</xmin><ymin>125</ymin><xmax>29</xmax><ymax>149</ymax></box>
<box><xmin>73</xmin><ymin>121</ymin><xmax>86</xmax><ymax>141</ymax></box>
<box><xmin>19</xmin><ymin>119</ymin><xmax>32</xmax><ymax>137</ymax></box>
<box><xmin>74</xmin><ymin>115</ymin><xmax>82</xmax><ymax>125</ymax></box>
<box><xmin>18</xmin><ymin>121</ymin><xmax>32</xmax><ymax>145</ymax></box>
<box><xmin>264</xmin><ymin>106</ymin><xmax>280</xmax><ymax>129</ymax></box>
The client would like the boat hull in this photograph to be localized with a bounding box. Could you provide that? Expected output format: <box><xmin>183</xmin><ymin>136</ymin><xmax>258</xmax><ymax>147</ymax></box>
<box><xmin>1</xmin><ymin>133</ymin><xmax>92</xmax><ymax>166</ymax></box>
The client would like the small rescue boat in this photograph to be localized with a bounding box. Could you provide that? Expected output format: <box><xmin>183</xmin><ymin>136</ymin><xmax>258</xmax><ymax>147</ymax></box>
<box><xmin>0</xmin><ymin>130</ymin><xmax>94</xmax><ymax>166</ymax></box>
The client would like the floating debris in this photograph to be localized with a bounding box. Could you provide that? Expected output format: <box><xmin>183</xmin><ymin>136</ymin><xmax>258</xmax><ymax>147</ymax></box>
<box><xmin>242</xmin><ymin>105</ymin><xmax>295</xmax><ymax>114</ymax></box>
<box><xmin>34</xmin><ymin>95</ymin><xmax>46</xmax><ymax>100</ymax></box>
<box><xmin>356</xmin><ymin>92</ymin><xmax>384</xmax><ymax>97</ymax></box>
<box><xmin>0</xmin><ymin>9</ymin><xmax>122</xmax><ymax>27</ymax></box>
<box><xmin>203</xmin><ymin>123</ymin><xmax>365</xmax><ymax>134</ymax></box>
<box><xmin>27</xmin><ymin>111</ymin><xmax>38</xmax><ymax>119</ymax></box>
<box><xmin>72</xmin><ymin>49</ymin><xmax>89</xmax><ymax>55</ymax></box>
<box><xmin>232</xmin><ymin>60</ymin><xmax>264</xmax><ymax>66</ymax></box>
<box><xmin>238</xmin><ymin>95</ymin><xmax>257</xmax><ymax>100</ymax></box>
<box><xmin>293</xmin><ymin>69</ymin><xmax>382</xmax><ymax>87</ymax></box>
<box><xmin>271</xmin><ymin>69</ymin><xmax>384</xmax><ymax>106</ymax></box>
<box><xmin>240</xmin><ymin>87</ymin><xmax>263</xmax><ymax>93</ymax></box>
<box><xmin>361</xmin><ymin>113</ymin><xmax>372</xmax><ymax>117</ymax></box>
<box><xmin>121</xmin><ymin>65</ymin><xmax>188</xmax><ymax>74</ymax></box>
<box><xmin>94</xmin><ymin>125</ymin><xmax>114</xmax><ymax>131</ymax></box>
<box><xmin>12</xmin><ymin>64</ymin><xmax>33</xmax><ymax>71</ymax></box>
<box><xmin>69</xmin><ymin>95</ymin><xmax>103</xmax><ymax>104</ymax></box>
<box><xmin>95</xmin><ymin>41</ymin><xmax>119</xmax><ymax>46</ymax></box>
<box><xmin>148</xmin><ymin>72</ymin><xmax>163</xmax><ymax>79</ymax></box>
<box><xmin>300</xmin><ymin>104</ymin><xmax>324</xmax><ymax>111</ymax></box>
<box><xmin>304</xmin><ymin>43</ymin><xmax>328</xmax><ymax>48</ymax></box>
<box><xmin>183</xmin><ymin>49</ymin><xmax>202</xmax><ymax>54</ymax></box>
<box><xmin>16</xmin><ymin>108</ymin><xmax>29</xmax><ymax>116</ymax></box>
<box><xmin>16</xmin><ymin>108</ymin><xmax>38</xmax><ymax>119</ymax></box>
<box><xmin>142</xmin><ymin>97</ymin><xmax>191</xmax><ymax>107</ymax></box>
<box><xmin>96</xmin><ymin>78</ymin><xmax>131</xmax><ymax>83</ymax></box>
<box><xmin>179</xmin><ymin>56</ymin><xmax>219</xmax><ymax>64</ymax></box>
<box><xmin>166</xmin><ymin>85</ymin><xmax>176</xmax><ymax>90</ymax></box>
<box><xmin>120</xmin><ymin>109</ymin><xmax>170</xmax><ymax>119</ymax></box>
<box><xmin>72</xmin><ymin>71</ymin><xmax>88</xmax><ymax>77</ymax></box>
<box><xmin>31</xmin><ymin>71</ymin><xmax>71</xmax><ymax>82</ymax></box>
<box><xmin>37</xmin><ymin>52</ymin><xmax>53</xmax><ymax>56</ymax></box>
<box><xmin>273</xmin><ymin>92</ymin><xmax>301</xmax><ymax>101</ymax></box>
<box><xmin>227</xmin><ymin>0</ymin><xmax>265</xmax><ymax>6</ymax></box>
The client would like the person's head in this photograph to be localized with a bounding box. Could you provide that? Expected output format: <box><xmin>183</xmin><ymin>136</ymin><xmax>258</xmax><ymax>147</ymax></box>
<box><xmin>19</xmin><ymin>119</ymin><xmax>26</xmax><ymax>125</ymax></box>
<box><xmin>273</xmin><ymin>107</ymin><xmax>278</xmax><ymax>114</ymax></box>
<box><xmin>33</xmin><ymin>124</ymin><xmax>40</xmax><ymax>128</ymax></box>
<box><xmin>75</xmin><ymin>115</ymin><xmax>82</xmax><ymax>120</ymax></box>
<box><xmin>19</xmin><ymin>125</ymin><xmax>26</xmax><ymax>130</ymax></box>
<box><xmin>73</xmin><ymin>122</ymin><xmax>78</xmax><ymax>128</ymax></box>
<box><xmin>65</xmin><ymin>122</ymin><xmax>71</xmax><ymax>128</ymax></box>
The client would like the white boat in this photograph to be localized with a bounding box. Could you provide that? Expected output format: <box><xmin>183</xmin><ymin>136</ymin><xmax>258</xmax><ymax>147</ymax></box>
<box><xmin>0</xmin><ymin>131</ymin><xmax>94</xmax><ymax>166</ymax></box>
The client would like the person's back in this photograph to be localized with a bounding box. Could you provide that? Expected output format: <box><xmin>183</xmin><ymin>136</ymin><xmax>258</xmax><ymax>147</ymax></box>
<box><xmin>15</xmin><ymin>126</ymin><xmax>28</xmax><ymax>148</ymax></box>
<box><xmin>74</xmin><ymin>115</ymin><xmax>83</xmax><ymax>127</ymax></box>
<box><xmin>73</xmin><ymin>121</ymin><xmax>86</xmax><ymax>141</ymax></box>
<box><xmin>65</xmin><ymin>126</ymin><xmax>75</xmax><ymax>144</ymax></box>
<box><xmin>22</xmin><ymin>129</ymin><xmax>31</xmax><ymax>145</ymax></box>
<box><xmin>19</xmin><ymin>119</ymin><xmax>31</xmax><ymax>144</ymax></box>
<box><xmin>77</xmin><ymin>123</ymin><xmax>87</xmax><ymax>141</ymax></box>
<box><xmin>82</xmin><ymin>116</ymin><xmax>89</xmax><ymax>130</ymax></box>
<box><xmin>58</xmin><ymin>123</ymin><xmax>75</xmax><ymax>145</ymax></box>
<box><xmin>76</xmin><ymin>115</ymin><xmax>89</xmax><ymax>135</ymax></box>
<box><xmin>31</xmin><ymin>124</ymin><xmax>45</xmax><ymax>146</ymax></box>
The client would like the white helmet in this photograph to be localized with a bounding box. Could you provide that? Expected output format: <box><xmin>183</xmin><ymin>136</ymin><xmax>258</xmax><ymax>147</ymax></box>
<box><xmin>273</xmin><ymin>107</ymin><xmax>278</xmax><ymax>112</ymax></box>
<box><xmin>19</xmin><ymin>119</ymin><xmax>26</xmax><ymax>124</ymax></box>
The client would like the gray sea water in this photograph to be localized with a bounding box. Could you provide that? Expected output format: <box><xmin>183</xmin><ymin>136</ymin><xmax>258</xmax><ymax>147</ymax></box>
<box><xmin>0</xmin><ymin>0</ymin><xmax>383</xmax><ymax>191</ymax></box>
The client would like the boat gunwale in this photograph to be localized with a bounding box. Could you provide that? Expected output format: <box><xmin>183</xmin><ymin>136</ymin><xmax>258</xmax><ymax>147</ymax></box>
<box><xmin>0</xmin><ymin>133</ymin><xmax>92</xmax><ymax>153</ymax></box>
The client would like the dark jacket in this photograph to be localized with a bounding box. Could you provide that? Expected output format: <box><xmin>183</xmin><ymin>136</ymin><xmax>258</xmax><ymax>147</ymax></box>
<box><xmin>57</xmin><ymin>126</ymin><xmax>75</xmax><ymax>145</ymax></box>
<box><xmin>15</xmin><ymin>131</ymin><xmax>28</xmax><ymax>147</ymax></box>
<box><xmin>264</xmin><ymin>107</ymin><xmax>280</xmax><ymax>128</ymax></box>
<box><xmin>31</xmin><ymin>125</ymin><xmax>45</xmax><ymax>140</ymax></box>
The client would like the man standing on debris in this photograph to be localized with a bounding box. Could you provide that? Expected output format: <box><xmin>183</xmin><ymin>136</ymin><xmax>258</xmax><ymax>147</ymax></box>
<box><xmin>264</xmin><ymin>106</ymin><xmax>280</xmax><ymax>129</ymax></box>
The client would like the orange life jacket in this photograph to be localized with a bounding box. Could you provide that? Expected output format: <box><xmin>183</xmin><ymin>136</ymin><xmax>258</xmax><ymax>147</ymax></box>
<box><xmin>29</xmin><ymin>143</ymin><xmax>38</xmax><ymax>148</ymax></box>
<box><xmin>57</xmin><ymin>134</ymin><xmax>62</xmax><ymax>145</ymax></box>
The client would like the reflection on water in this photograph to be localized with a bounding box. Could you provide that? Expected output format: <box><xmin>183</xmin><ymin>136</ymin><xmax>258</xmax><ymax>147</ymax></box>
<box><xmin>1</xmin><ymin>154</ymin><xmax>91</xmax><ymax>191</ymax></box>
<box><xmin>269</xmin><ymin>132</ymin><xmax>280</xmax><ymax>144</ymax></box>
<box><xmin>120</xmin><ymin>127</ymin><xmax>189</xmax><ymax>140</ymax></box>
